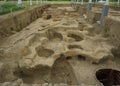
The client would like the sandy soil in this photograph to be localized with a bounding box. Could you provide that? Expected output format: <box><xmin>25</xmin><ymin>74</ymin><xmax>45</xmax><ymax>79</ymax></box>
<box><xmin>0</xmin><ymin>5</ymin><xmax>120</xmax><ymax>86</ymax></box>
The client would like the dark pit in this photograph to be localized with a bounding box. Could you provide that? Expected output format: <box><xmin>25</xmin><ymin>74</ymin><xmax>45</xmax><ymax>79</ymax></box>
<box><xmin>66</xmin><ymin>56</ymin><xmax>72</xmax><ymax>60</ymax></box>
<box><xmin>77</xmin><ymin>55</ymin><xmax>86</xmax><ymax>61</ymax></box>
<box><xmin>96</xmin><ymin>69</ymin><xmax>120</xmax><ymax>86</ymax></box>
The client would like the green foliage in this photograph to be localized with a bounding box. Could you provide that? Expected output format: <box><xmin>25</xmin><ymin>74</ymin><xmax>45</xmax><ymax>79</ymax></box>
<box><xmin>0</xmin><ymin>0</ymin><xmax>119</xmax><ymax>15</ymax></box>
<box><xmin>0</xmin><ymin>4</ymin><xmax>22</xmax><ymax>15</ymax></box>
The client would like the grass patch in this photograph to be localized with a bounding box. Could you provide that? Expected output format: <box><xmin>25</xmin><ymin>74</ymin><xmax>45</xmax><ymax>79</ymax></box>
<box><xmin>0</xmin><ymin>1</ymin><xmax>119</xmax><ymax>15</ymax></box>
<box><xmin>0</xmin><ymin>1</ymin><xmax>44</xmax><ymax>15</ymax></box>
<box><xmin>0</xmin><ymin>4</ymin><xmax>22</xmax><ymax>15</ymax></box>
<box><xmin>47</xmin><ymin>1</ymin><xmax>71</xmax><ymax>4</ymax></box>
<box><xmin>110</xmin><ymin>2</ymin><xmax>120</xmax><ymax>6</ymax></box>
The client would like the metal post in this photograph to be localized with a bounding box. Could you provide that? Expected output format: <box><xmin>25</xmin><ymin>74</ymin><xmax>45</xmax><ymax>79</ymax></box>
<box><xmin>81</xmin><ymin>0</ymin><xmax>83</xmax><ymax>5</ymax></box>
<box><xmin>118</xmin><ymin>0</ymin><xmax>120</xmax><ymax>5</ymax></box>
<box><xmin>87</xmin><ymin>0</ymin><xmax>92</xmax><ymax>12</ymax></box>
<box><xmin>30</xmin><ymin>0</ymin><xmax>32</xmax><ymax>6</ymax></box>
<box><xmin>99</xmin><ymin>0</ymin><xmax>109</xmax><ymax>24</ymax></box>
<box><xmin>79</xmin><ymin>0</ymin><xmax>83</xmax><ymax>8</ymax></box>
<box><xmin>71</xmin><ymin>0</ymin><xmax>74</xmax><ymax>7</ymax></box>
<box><xmin>18</xmin><ymin>0</ymin><xmax>22</xmax><ymax>8</ymax></box>
<box><xmin>105</xmin><ymin>0</ymin><xmax>109</xmax><ymax>5</ymax></box>
<box><xmin>72</xmin><ymin>0</ymin><xmax>76</xmax><ymax>8</ymax></box>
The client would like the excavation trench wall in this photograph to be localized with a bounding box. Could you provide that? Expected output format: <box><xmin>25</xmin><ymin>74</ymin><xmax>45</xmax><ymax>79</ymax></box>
<box><xmin>0</xmin><ymin>4</ymin><xmax>119</xmax><ymax>46</ymax></box>
<box><xmin>0</xmin><ymin>4</ymin><xmax>87</xmax><ymax>42</ymax></box>
<box><xmin>102</xmin><ymin>17</ymin><xmax>120</xmax><ymax>46</ymax></box>
<box><xmin>86</xmin><ymin>8</ymin><xmax>120</xmax><ymax>46</ymax></box>
<box><xmin>0</xmin><ymin>5</ymin><xmax>50</xmax><ymax>41</ymax></box>
<box><xmin>87</xmin><ymin>11</ymin><xmax>101</xmax><ymax>24</ymax></box>
<box><xmin>0</xmin><ymin>4</ymin><xmax>120</xmax><ymax>85</ymax></box>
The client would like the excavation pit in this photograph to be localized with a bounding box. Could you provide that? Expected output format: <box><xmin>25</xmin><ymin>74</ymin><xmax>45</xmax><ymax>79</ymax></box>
<box><xmin>77</xmin><ymin>55</ymin><xmax>86</xmax><ymax>61</ymax></box>
<box><xmin>0</xmin><ymin>4</ymin><xmax>120</xmax><ymax>86</ymax></box>
<box><xmin>67</xmin><ymin>33</ymin><xmax>83</xmax><ymax>41</ymax></box>
<box><xmin>35</xmin><ymin>46</ymin><xmax>54</xmax><ymax>57</ymax></box>
<box><xmin>96</xmin><ymin>69</ymin><xmax>120</xmax><ymax>86</ymax></box>
<box><xmin>68</xmin><ymin>45</ymin><xmax>83</xmax><ymax>50</ymax></box>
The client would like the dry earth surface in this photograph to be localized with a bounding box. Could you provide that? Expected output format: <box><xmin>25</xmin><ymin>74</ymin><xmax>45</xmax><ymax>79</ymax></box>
<box><xmin>0</xmin><ymin>5</ymin><xmax>120</xmax><ymax>86</ymax></box>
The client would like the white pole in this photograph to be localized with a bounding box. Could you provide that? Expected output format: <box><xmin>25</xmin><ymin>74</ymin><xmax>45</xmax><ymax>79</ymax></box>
<box><xmin>99</xmin><ymin>0</ymin><xmax>109</xmax><ymax>24</ymax></box>
<box><xmin>118</xmin><ymin>0</ymin><xmax>120</xmax><ymax>4</ymax></box>
<box><xmin>89</xmin><ymin>0</ymin><xmax>92</xmax><ymax>3</ymax></box>
<box><xmin>81</xmin><ymin>0</ymin><xmax>83</xmax><ymax>4</ymax></box>
<box><xmin>96</xmin><ymin>0</ymin><xmax>97</xmax><ymax>3</ymax></box>
<box><xmin>18</xmin><ymin>0</ymin><xmax>22</xmax><ymax>8</ymax></box>
<box><xmin>30</xmin><ymin>0</ymin><xmax>32</xmax><ymax>6</ymax></box>
<box><xmin>105</xmin><ymin>0</ymin><xmax>109</xmax><ymax>5</ymax></box>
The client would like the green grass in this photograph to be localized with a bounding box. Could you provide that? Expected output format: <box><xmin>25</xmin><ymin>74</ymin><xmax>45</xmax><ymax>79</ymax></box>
<box><xmin>110</xmin><ymin>2</ymin><xmax>120</xmax><ymax>6</ymax></box>
<box><xmin>47</xmin><ymin>1</ymin><xmax>71</xmax><ymax>4</ymax></box>
<box><xmin>0</xmin><ymin>1</ymin><xmax>119</xmax><ymax>15</ymax></box>
<box><xmin>0</xmin><ymin>4</ymin><xmax>23</xmax><ymax>15</ymax></box>
<box><xmin>22</xmin><ymin>1</ymin><xmax>42</xmax><ymax>8</ymax></box>
<box><xmin>0</xmin><ymin>1</ymin><xmax>43</xmax><ymax>15</ymax></box>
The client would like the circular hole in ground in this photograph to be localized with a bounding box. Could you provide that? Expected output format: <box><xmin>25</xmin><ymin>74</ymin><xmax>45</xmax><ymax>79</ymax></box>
<box><xmin>96</xmin><ymin>69</ymin><xmax>120</xmax><ymax>86</ymax></box>
<box><xmin>14</xmin><ymin>65</ymin><xmax>51</xmax><ymax>84</ymax></box>
<box><xmin>67</xmin><ymin>33</ymin><xmax>83</xmax><ymax>41</ymax></box>
<box><xmin>46</xmin><ymin>29</ymin><xmax>63</xmax><ymax>41</ymax></box>
<box><xmin>51</xmin><ymin>57</ymin><xmax>78</xmax><ymax>85</ymax></box>
<box><xmin>68</xmin><ymin>45</ymin><xmax>83</xmax><ymax>50</ymax></box>
<box><xmin>35</xmin><ymin>46</ymin><xmax>54</xmax><ymax>57</ymax></box>
<box><xmin>66</xmin><ymin>56</ymin><xmax>72</xmax><ymax>60</ymax></box>
<box><xmin>77</xmin><ymin>55</ymin><xmax>86</xmax><ymax>61</ymax></box>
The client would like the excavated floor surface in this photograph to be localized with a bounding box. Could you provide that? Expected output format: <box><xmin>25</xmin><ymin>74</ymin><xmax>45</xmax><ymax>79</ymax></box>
<box><xmin>0</xmin><ymin>5</ymin><xmax>120</xmax><ymax>86</ymax></box>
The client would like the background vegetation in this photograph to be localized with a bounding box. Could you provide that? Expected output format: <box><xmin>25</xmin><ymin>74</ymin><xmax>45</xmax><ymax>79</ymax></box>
<box><xmin>0</xmin><ymin>0</ymin><xmax>119</xmax><ymax>15</ymax></box>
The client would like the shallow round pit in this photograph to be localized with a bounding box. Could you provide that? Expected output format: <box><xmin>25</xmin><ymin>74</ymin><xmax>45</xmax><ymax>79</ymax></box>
<box><xmin>46</xmin><ymin>29</ymin><xmax>63</xmax><ymax>41</ymax></box>
<box><xmin>67</xmin><ymin>33</ymin><xmax>83</xmax><ymax>41</ymax></box>
<box><xmin>35</xmin><ymin>46</ymin><xmax>54</xmax><ymax>57</ymax></box>
<box><xmin>68</xmin><ymin>45</ymin><xmax>83</xmax><ymax>50</ymax></box>
<box><xmin>77</xmin><ymin>55</ymin><xmax>86</xmax><ymax>61</ymax></box>
<box><xmin>96</xmin><ymin>69</ymin><xmax>120</xmax><ymax>86</ymax></box>
<box><xmin>66</xmin><ymin>56</ymin><xmax>72</xmax><ymax>60</ymax></box>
